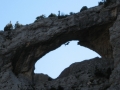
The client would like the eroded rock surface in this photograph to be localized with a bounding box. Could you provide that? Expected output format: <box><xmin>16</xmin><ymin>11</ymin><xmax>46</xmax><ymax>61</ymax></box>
<box><xmin>35</xmin><ymin>57</ymin><xmax>114</xmax><ymax>90</ymax></box>
<box><xmin>1</xmin><ymin>0</ymin><xmax>120</xmax><ymax>89</ymax></box>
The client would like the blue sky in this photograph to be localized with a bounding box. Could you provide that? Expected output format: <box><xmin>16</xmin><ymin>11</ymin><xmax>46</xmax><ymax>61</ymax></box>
<box><xmin>0</xmin><ymin>0</ymin><xmax>101</xmax><ymax>78</ymax></box>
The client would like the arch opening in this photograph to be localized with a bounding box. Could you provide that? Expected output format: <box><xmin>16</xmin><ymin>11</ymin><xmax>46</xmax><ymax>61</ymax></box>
<box><xmin>34</xmin><ymin>40</ymin><xmax>101</xmax><ymax>79</ymax></box>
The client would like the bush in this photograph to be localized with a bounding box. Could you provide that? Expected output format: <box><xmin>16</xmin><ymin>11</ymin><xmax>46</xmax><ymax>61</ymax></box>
<box><xmin>80</xmin><ymin>6</ymin><xmax>88</xmax><ymax>12</ymax></box>
<box><xmin>14</xmin><ymin>21</ymin><xmax>23</xmax><ymax>29</ymax></box>
<box><xmin>98</xmin><ymin>1</ymin><xmax>104</xmax><ymax>5</ymax></box>
<box><xmin>57</xmin><ymin>11</ymin><xmax>68</xmax><ymax>19</ymax></box>
<box><xmin>36</xmin><ymin>14</ymin><xmax>46</xmax><ymax>20</ymax></box>
<box><xmin>35</xmin><ymin>14</ymin><xmax>46</xmax><ymax>22</ymax></box>
<box><xmin>69</xmin><ymin>12</ymin><xmax>74</xmax><ymax>15</ymax></box>
<box><xmin>4</xmin><ymin>21</ymin><xmax>13</xmax><ymax>31</ymax></box>
<box><xmin>48</xmin><ymin>13</ymin><xmax>57</xmax><ymax>17</ymax></box>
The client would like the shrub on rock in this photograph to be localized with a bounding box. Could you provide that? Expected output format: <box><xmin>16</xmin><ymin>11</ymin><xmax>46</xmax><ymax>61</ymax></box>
<box><xmin>14</xmin><ymin>21</ymin><xmax>23</xmax><ymax>29</ymax></box>
<box><xmin>4</xmin><ymin>21</ymin><xmax>13</xmax><ymax>31</ymax></box>
<box><xmin>48</xmin><ymin>13</ymin><xmax>57</xmax><ymax>17</ymax></box>
<box><xmin>80</xmin><ymin>6</ymin><xmax>88</xmax><ymax>12</ymax></box>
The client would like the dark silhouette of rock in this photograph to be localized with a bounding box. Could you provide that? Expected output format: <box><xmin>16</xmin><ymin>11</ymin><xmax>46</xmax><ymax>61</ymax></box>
<box><xmin>1</xmin><ymin>0</ymin><xmax>120</xmax><ymax>89</ymax></box>
<box><xmin>38</xmin><ymin>57</ymin><xmax>113</xmax><ymax>90</ymax></box>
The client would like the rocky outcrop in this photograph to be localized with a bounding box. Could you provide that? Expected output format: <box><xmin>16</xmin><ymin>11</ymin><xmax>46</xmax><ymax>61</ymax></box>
<box><xmin>34</xmin><ymin>57</ymin><xmax>114</xmax><ymax>90</ymax></box>
<box><xmin>1</xmin><ymin>0</ymin><xmax>120</xmax><ymax>89</ymax></box>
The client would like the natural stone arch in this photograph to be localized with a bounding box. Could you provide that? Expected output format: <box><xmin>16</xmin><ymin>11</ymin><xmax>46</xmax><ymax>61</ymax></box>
<box><xmin>0</xmin><ymin>4</ymin><xmax>119</xmax><ymax>89</ymax></box>
<box><xmin>14</xmin><ymin>23</ymin><xmax>113</xmax><ymax>76</ymax></box>
<box><xmin>10</xmin><ymin>22</ymin><xmax>113</xmax><ymax>80</ymax></box>
<box><xmin>2</xmin><ymin>5</ymin><xmax>115</xmax><ymax>77</ymax></box>
<box><xmin>34</xmin><ymin>40</ymin><xmax>101</xmax><ymax>78</ymax></box>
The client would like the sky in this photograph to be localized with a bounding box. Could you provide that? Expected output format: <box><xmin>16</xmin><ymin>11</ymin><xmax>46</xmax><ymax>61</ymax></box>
<box><xmin>0</xmin><ymin>0</ymin><xmax>101</xmax><ymax>78</ymax></box>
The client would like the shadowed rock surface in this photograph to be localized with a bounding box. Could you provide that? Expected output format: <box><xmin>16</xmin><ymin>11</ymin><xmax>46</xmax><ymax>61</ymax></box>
<box><xmin>1</xmin><ymin>0</ymin><xmax>120</xmax><ymax>89</ymax></box>
<box><xmin>35</xmin><ymin>57</ymin><xmax>113</xmax><ymax>90</ymax></box>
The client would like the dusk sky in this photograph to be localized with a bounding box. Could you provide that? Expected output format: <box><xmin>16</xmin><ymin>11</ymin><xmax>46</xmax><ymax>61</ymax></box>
<box><xmin>0</xmin><ymin>0</ymin><xmax>101</xmax><ymax>78</ymax></box>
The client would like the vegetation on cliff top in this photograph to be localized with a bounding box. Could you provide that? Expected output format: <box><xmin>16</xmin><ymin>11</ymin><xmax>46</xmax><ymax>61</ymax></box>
<box><xmin>4</xmin><ymin>21</ymin><xmax>23</xmax><ymax>31</ymax></box>
<box><xmin>4</xmin><ymin>0</ymin><xmax>112</xmax><ymax>31</ymax></box>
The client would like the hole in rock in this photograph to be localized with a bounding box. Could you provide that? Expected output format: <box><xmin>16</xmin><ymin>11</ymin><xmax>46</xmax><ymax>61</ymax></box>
<box><xmin>34</xmin><ymin>41</ymin><xmax>101</xmax><ymax>79</ymax></box>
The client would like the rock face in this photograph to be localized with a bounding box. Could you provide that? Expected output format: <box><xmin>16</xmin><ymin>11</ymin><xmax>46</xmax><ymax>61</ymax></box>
<box><xmin>34</xmin><ymin>57</ymin><xmax>113</xmax><ymax>90</ymax></box>
<box><xmin>1</xmin><ymin>0</ymin><xmax>120</xmax><ymax>89</ymax></box>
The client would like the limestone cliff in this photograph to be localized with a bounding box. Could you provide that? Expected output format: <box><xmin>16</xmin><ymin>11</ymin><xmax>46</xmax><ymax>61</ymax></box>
<box><xmin>1</xmin><ymin>0</ymin><xmax>120</xmax><ymax>89</ymax></box>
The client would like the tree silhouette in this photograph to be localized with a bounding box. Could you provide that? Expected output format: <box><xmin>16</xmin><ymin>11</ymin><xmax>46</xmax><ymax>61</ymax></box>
<box><xmin>80</xmin><ymin>6</ymin><xmax>88</xmax><ymax>12</ymax></box>
<box><xmin>98</xmin><ymin>1</ymin><xmax>104</xmax><ymax>5</ymax></box>
<box><xmin>14</xmin><ymin>21</ymin><xmax>23</xmax><ymax>29</ymax></box>
<box><xmin>4</xmin><ymin>21</ymin><xmax>13</xmax><ymax>31</ymax></box>
<box><xmin>35</xmin><ymin>14</ymin><xmax>46</xmax><ymax>22</ymax></box>
<box><xmin>69</xmin><ymin>12</ymin><xmax>74</xmax><ymax>15</ymax></box>
<box><xmin>48</xmin><ymin>13</ymin><xmax>57</xmax><ymax>17</ymax></box>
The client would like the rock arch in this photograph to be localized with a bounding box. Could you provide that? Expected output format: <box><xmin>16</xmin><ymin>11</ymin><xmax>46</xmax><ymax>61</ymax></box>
<box><xmin>34</xmin><ymin>40</ymin><xmax>101</xmax><ymax>78</ymax></box>
<box><xmin>0</xmin><ymin>4</ymin><xmax>119</xmax><ymax>90</ymax></box>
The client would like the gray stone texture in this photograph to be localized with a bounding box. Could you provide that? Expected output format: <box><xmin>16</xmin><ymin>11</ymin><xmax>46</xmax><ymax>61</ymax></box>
<box><xmin>1</xmin><ymin>0</ymin><xmax>120</xmax><ymax>89</ymax></box>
